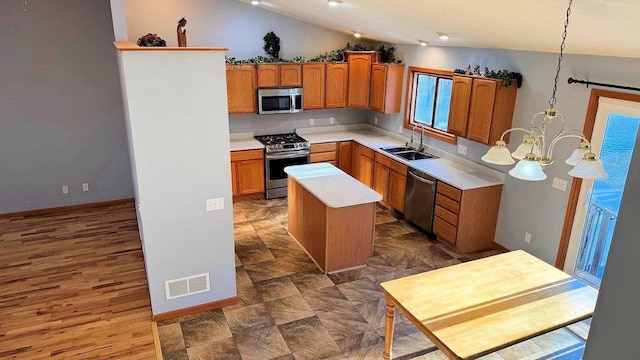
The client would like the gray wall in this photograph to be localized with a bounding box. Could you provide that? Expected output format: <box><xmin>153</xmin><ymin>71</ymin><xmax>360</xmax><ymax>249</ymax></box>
<box><xmin>374</xmin><ymin>45</ymin><xmax>640</xmax><ymax>264</ymax></box>
<box><xmin>584</xmin><ymin>133</ymin><xmax>640</xmax><ymax>358</ymax></box>
<box><xmin>0</xmin><ymin>0</ymin><xmax>133</xmax><ymax>214</ymax></box>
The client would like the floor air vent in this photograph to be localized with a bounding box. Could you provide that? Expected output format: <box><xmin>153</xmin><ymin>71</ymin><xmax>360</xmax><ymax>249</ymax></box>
<box><xmin>165</xmin><ymin>273</ymin><xmax>210</xmax><ymax>300</ymax></box>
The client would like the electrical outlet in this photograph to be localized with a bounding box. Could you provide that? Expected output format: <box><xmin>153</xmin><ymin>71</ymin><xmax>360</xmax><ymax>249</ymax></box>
<box><xmin>399</xmin><ymin>125</ymin><xmax>403</xmax><ymax>133</ymax></box>
<box><xmin>61</xmin><ymin>185</ymin><xmax>69</xmax><ymax>194</ymax></box>
<box><xmin>457</xmin><ymin>144</ymin><xmax>468</xmax><ymax>155</ymax></box>
<box><xmin>552</xmin><ymin>177</ymin><xmax>568</xmax><ymax>191</ymax></box>
<box><xmin>206</xmin><ymin>198</ymin><xmax>224</xmax><ymax>212</ymax></box>
<box><xmin>374</xmin><ymin>117</ymin><xmax>378</xmax><ymax>125</ymax></box>
<box><xmin>329</xmin><ymin>117</ymin><xmax>335</xmax><ymax>124</ymax></box>
<box><xmin>309</xmin><ymin>118</ymin><xmax>314</xmax><ymax>125</ymax></box>
<box><xmin>524</xmin><ymin>232</ymin><xmax>532</xmax><ymax>244</ymax></box>
<box><xmin>82</xmin><ymin>183</ymin><xmax>89</xmax><ymax>192</ymax></box>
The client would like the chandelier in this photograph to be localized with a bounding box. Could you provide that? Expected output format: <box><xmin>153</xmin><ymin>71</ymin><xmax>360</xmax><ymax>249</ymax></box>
<box><xmin>481</xmin><ymin>0</ymin><xmax>607</xmax><ymax>181</ymax></box>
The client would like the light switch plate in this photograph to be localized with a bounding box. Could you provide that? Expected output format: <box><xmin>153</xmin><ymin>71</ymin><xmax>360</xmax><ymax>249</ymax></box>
<box><xmin>309</xmin><ymin>118</ymin><xmax>314</xmax><ymax>125</ymax></box>
<box><xmin>457</xmin><ymin>145</ymin><xmax>468</xmax><ymax>155</ymax></box>
<box><xmin>330</xmin><ymin>117</ymin><xmax>335</xmax><ymax>124</ymax></box>
<box><xmin>374</xmin><ymin>117</ymin><xmax>378</xmax><ymax>125</ymax></box>
<box><xmin>552</xmin><ymin>177</ymin><xmax>568</xmax><ymax>192</ymax></box>
<box><xmin>206</xmin><ymin>198</ymin><xmax>224</xmax><ymax>211</ymax></box>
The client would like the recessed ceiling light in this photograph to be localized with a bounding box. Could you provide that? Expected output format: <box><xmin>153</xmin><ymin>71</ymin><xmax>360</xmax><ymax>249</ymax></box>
<box><xmin>328</xmin><ymin>0</ymin><xmax>342</xmax><ymax>7</ymax></box>
<box><xmin>418</xmin><ymin>40</ymin><xmax>428</xmax><ymax>47</ymax></box>
<box><xmin>250</xmin><ymin>0</ymin><xmax>261</xmax><ymax>5</ymax></box>
<box><xmin>438</xmin><ymin>33</ymin><xmax>450</xmax><ymax>40</ymax></box>
<box><xmin>353</xmin><ymin>32</ymin><xmax>362</xmax><ymax>39</ymax></box>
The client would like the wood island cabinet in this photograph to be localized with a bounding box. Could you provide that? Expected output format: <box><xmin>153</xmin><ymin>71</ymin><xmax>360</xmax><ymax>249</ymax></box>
<box><xmin>226</xmin><ymin>65</ymin><xmax>257</xmax><ymax>114</ymax></box>
<box><xmin>303</xmin><ymin>63</ymin><xmax>325</xmax><ymax>109</ymax></box>
<box><xmin>347</xmin><ymin>52</ymin><xmax>375</xmax><ymax>108</ymax></box>
<box><xmin>465</xmin><ymin>78</ymin><xmax>518</xmax><ymax>145</ymax></box>
<box><xmin>325</xmin><ymin>63</ymin><xmax>349</xmax><ymax>108</ymax></box>
<box><xmin>373</xmin><ymin>152</ymin><xmax>407</xmax><ymax>213</ymax></box>
<box><xmin>352</xmin><ymin>142</ymin><xmax>374</xmax><ymax>188</ymax></box>
<box><xmin>370</xmin><ymin>64</ymin><xmax>404</xmax><ymax>114</ymax></box>
<box><xmin>230</xmin><ymin>149</ymin><xmax>264</xmax><ymax>197</ymax></box>
<box><xmin>448</xmin><ymin>76</ymin><xmax>473</xmax><ymax>137</ymax></box>
<box><xmin>433</xmin><ymin>181</ymin><xmax>503</xmax><ymax>252</ymax></box>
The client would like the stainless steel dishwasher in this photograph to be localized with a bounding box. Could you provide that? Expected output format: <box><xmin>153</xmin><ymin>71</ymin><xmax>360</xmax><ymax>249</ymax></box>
<box><xmin>404</xmin><ymin>168</ymin><xmax>437</xmax><ymax>233</ymax></box>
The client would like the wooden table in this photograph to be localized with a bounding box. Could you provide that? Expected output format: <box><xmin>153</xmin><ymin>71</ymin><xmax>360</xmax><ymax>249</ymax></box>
<box><xmin>379</xmin><ymin>250</ymin><xmax>598</xmax><ymax>359</ymax></box>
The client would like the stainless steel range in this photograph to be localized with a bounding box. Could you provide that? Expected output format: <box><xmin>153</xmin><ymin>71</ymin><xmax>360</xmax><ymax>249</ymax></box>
<box><xmin>255</xmin><ymin>133</ymin><xmax>310</xmax><ymax>199</ymax></box>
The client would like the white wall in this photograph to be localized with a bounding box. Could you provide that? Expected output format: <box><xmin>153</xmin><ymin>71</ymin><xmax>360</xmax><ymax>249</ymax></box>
<box><xmin>374</xmin><ymin>45</ymin><xmax>640</xmax><ymax>264</ymax></box>
<box><xmin>117</xmin><ymin>49</ymin><xmax>235</xmax><ymax>315</ymax></box>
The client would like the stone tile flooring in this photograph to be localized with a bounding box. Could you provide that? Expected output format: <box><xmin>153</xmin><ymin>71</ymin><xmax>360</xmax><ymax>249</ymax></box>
<box><xmin>158</xmin><ymin>198</ymin><xmax>589</xmax><ymax>360</ymax></box>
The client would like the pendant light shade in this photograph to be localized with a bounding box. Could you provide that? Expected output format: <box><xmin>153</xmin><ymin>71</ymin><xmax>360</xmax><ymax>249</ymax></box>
<box><xmin>511</xmin><ymin>137</ymin><xmax>540</xmax><ymax>160</ymax></box>
<box><xmin>565</xmin><ymin>141</ymin><xmax>590</xmax><ymax>165</ymax></box>
<box><xmin>568</xmin><ymin>153</ymin><xmax>608</xmax><ymax>179</ymax></box>
<box><xmin>508</xmin><ymin>154</ymin><xmax>547</xmax><ymax>181</ymax></box>
<box><xmin>481</xmin><ymin>141</ymin><xmax>515</xmax><ymax>165</ymax></box>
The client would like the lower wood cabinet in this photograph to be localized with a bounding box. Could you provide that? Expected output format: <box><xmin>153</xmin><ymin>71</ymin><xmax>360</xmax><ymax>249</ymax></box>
<box><xmin>338</xmin><ymin>141</ymin><xmax>353</xmax><ymax>175</ymax></box>
<box><xmin>352</xmin><ymin>142</ymin><xmax>374</xmax><ymax>188</ymax></box>
<box><xmin>433</xmin><ymin>181</ymin><xmax>502</xmax><ymax>252</ymax></box>
<box><xmin>373</xmin><ymin>152</ymin><xmax>407</xmax><ymax>213</ymax></box>
<box><xmin>310</xmin><ymin>142</ymin><xmax>337</xmax><ymax>165</ymax></box>
<box><xmin>230</xmin><ymin>149</ymin><xmax>264</xmax><ymax>196</ymax></box>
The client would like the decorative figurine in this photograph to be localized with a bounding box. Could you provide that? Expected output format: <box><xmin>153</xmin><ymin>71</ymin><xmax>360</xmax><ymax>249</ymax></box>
<box><xmin>466</xmin><ymin>65</ymin><xmax>472</xmax><ymax>75</ymax></box>
<box><xmin>177</xmin><ymin>17</ymin><xmax>187</xmax><ymax>47</ymax></box>
<box><xmin>473</xmin><ymin>65</ymin><xmax>481</xmax><ymax>75</ymax></box>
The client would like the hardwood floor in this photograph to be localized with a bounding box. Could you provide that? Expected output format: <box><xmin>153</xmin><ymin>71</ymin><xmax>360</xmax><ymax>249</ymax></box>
<box><xmin>0</xmin><ymin>202</ymin><xmax>157</xmax><ymax>359</ymax></box>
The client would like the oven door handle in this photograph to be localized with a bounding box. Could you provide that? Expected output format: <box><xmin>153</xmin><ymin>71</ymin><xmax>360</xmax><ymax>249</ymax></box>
<box><xmin>266</xmin><ymin>151</ymin><xmax>310</xmax><ymax>159</ymax></box>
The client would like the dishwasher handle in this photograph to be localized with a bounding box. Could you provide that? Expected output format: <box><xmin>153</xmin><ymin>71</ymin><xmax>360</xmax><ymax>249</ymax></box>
<box><xmin>408</xmin><ymin>170</ymin><xmax>435</xmax><ymax>186</ymax></box>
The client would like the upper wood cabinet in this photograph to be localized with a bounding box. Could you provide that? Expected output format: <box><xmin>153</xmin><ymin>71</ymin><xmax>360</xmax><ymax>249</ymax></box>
<box><xmin>448</xmin><ymin>76</ymin><xmax>473</xmax><ymax>137</ymax></box>
<box><xmin>370</xmin><ymin>64</ymin><xmax>404</xmax><ymax>114</ymax></box>
<box><xmin>325</xmin><ymin>63</ymin><xmax>349</xmax><ymax>108</ymax></box>
<box><xmin>466</xmin><ymin>78</ymin><xmax>518</xmax><ymax>145</ymax></box>
<box><xmin>226</xmin><ymin>65</ymin><xmax>257</xmax><ymax>114</ymax></box>
<box><xmin>280</xmin><ymin>64</ymin><xmax>302</xmax><ymax>87</ymax></box>
<box><xmin>257</xmin><ymin>64</ymin><xmax>279</xmax><ymax>88</ymax></box>
<box><xmin>347</xmin><ymin>52</ymin><xmax>374</xmax><ymax>108</ymax></box>
<box><xmin>303</xmin><ymin>63</ymin><xmax>325</xmax><ymax>110</ymax></box>
<box><xmin>257</xmin><ymin>64</ymin><xmax>302</xmax><ymax>88</ymax></box>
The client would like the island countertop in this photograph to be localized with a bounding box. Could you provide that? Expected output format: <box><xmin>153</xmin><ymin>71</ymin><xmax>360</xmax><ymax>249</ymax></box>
<box><xmin>284</xmin><ymin>163</ymin><xmax>382</xmax><ymax>208</ymax></box>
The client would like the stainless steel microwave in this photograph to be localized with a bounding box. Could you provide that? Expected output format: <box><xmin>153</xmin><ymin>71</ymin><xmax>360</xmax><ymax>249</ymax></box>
<box><xmin>258</xmin><ymin>88</ymin><xmax>303</xmax><ymax>114</ymax></box>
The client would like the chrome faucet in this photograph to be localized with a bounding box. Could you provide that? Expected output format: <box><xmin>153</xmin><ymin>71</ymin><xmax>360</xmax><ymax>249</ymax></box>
<box><xmin>408</xmin><ymin>124</ymin><xmax>420</xmax><ymax>147</ymax></box>
<box><xmin>418</xmin><ymin>126</ymin><xmax>425</xmax><ymax>152</ymax></box>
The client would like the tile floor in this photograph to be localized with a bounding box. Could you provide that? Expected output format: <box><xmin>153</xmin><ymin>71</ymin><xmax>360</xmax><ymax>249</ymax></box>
<box><xmin>157</xmin><ymin>198</ymin><xmax>589</xmax><ymax>360</ymax></box>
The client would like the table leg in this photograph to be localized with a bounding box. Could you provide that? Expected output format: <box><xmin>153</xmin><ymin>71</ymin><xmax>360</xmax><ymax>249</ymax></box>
<box><xmin>383</xmin><ymin>299</ymin><xmax>395</xmax><ymax>360</ymax></box>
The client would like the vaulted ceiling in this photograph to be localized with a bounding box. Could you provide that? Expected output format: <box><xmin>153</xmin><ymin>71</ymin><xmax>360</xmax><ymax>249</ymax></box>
<box><xmin>235</xmin><ymin>0</ymin><xmax>640</xmax><ymax>58</ymax></box>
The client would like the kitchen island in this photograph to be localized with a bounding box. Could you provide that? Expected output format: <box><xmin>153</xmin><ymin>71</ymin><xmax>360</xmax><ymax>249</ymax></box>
<box><xmin>285</xmin><ymin>163</ymin><xmax>382</xmax><ymax>273</ymax></box>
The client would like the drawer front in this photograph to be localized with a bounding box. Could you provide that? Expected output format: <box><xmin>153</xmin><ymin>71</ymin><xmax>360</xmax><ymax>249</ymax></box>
<box><xmin>311</xmin><ymin>142</ymin><xmax>337</xmax><ymax>153</ymax></box>
<box><xmin>374</xmin><ymin>152</ymin><xmax>392</xmax><ymax>168</ymax></box>
<box><xmin>437</xmin><ymin>181</ymin><xmax>462</xmax><ymax>202</ymax></box>
<box><xmin>231</xmin><ymin>149</ymin><xmax>264</xmax><ymax>161</ymax></box>
<box><xmin>433</xmin><ymin>216</ymin><xmax>457</xmax><ymax>245</ymax></box>
<box><xmin>310</xmin><ymin>152</ymin><xmax>337</xmax><ymax>163</ymax></box>
<box><xmin>436</xmin><ymin>193</ymin><xmax>460</xmax><ymax>214</ymax></box>
<box><xmin>388</xmin><ymin>158</ymin><xmax>407</xmax><ymax>175</ymax></box>
<box><xmin>435</xmin><ymin>205</ymin><xmax>458</xmax><ymax>226</ymax></box>
<box><xmin>360</xmin><ymin>145</ymin><xmax>375</xmax><ymax>159</ymax></box>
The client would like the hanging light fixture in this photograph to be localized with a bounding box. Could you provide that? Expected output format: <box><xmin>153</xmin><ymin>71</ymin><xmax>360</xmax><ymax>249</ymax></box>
<box><xmin>481</xmin><ymin>0</ymin><xmax>607</xmax><ymax>181</ymax></box>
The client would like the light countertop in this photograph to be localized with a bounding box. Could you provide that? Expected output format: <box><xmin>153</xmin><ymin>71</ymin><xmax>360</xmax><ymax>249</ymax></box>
<box><xmin>285</xmin><ymin>163</ymin><xmax>382</xmax><ymax>208</ymax></box>
<box><xmin>297</xmin><ymin>125</ymin><xmax>505</xmax><ymax>190</ymax></box>
<box><xmin>229</xmin><ymin>124</ymin><xmax>505</xmax><ymax>190</ymax></box>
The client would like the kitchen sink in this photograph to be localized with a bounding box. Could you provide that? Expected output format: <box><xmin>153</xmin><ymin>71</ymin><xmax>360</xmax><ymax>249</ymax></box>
<box><xmin>380</xmin><ymin>146</ymin><xmax>414</xmax><ymax>154</ymax></box>
<box><xmin>393</xmin><ymin>151</ymin><xmax>435</xmax><ymax>161</ymax></box>
<box><xmin>380</xmin><ymin>146</ymin><xmax>437</xmax><ymax>161</ymax></box>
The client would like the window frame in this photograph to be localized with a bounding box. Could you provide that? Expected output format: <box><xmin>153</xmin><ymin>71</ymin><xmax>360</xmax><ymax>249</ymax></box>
<box><xmin>403</xmin><ymin>67</ymin><xmax>457</xmax><ymax>144</ymax></box>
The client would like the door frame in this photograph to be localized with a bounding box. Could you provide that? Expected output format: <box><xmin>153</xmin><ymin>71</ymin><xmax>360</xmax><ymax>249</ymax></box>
<box><xmin>555</xmin><ymin>89</ymin><xmax>640</xmax><ymax>269</ymax></box>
